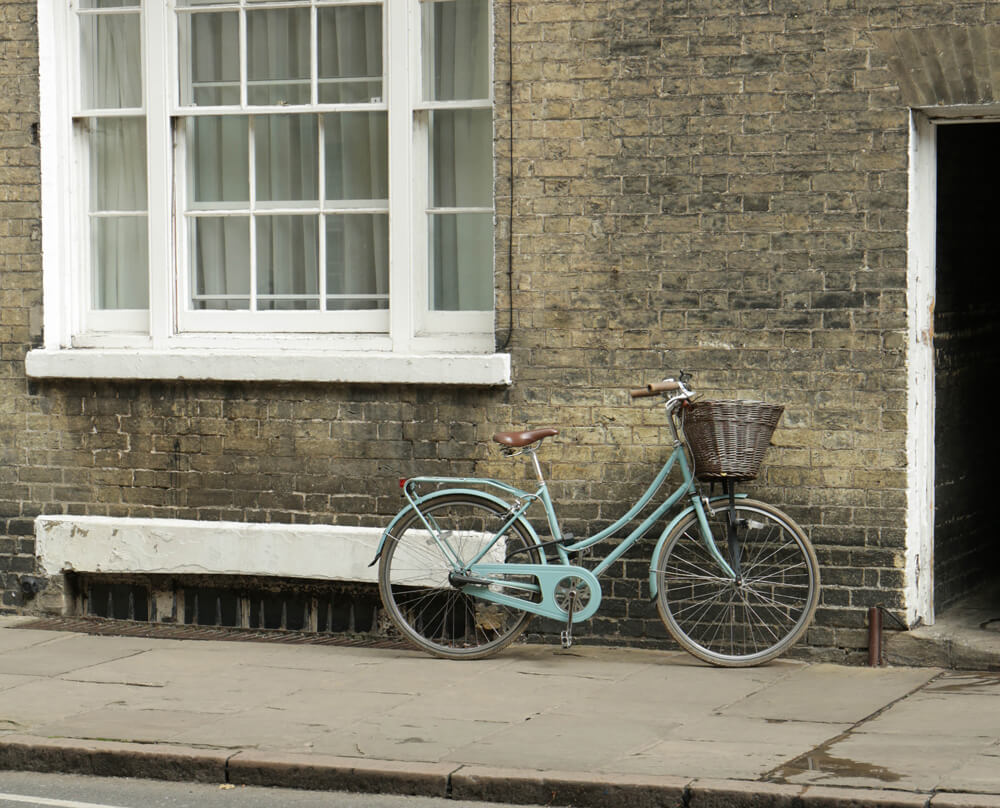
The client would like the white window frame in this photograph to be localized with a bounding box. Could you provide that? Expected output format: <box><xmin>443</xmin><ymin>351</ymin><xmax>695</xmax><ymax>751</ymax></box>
<box><xmin>31</xmin><ymin>0</ymin><xmax>510</xmax><ymax>385</ymax></box>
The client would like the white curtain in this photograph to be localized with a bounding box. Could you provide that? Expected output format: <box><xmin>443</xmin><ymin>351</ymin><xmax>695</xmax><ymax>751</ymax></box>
<box><xmin>424</xmin><ymin>0</ymin><xmax>493</xmax><ymax>312</ymax></box>
<box><xmin>184</xmin><ymin>7</ymin><xmax>388</xmax><ymax>312</ymax></box>
<box><xmin>82</xmin><ymin>10</ymin><xmax>148</xmax><ymax>310</ymax></box>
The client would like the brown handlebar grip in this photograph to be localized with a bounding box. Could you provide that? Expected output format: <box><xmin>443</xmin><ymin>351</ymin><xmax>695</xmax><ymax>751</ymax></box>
<box><xmin>646</xmin><ymin>380</ymin><xmax>681</xmax><ymax>393</ymax></box>
<box><xmin>630</xmin><ymin>379</ymin><xmax>682</xmax><ymax>398</ymax></box>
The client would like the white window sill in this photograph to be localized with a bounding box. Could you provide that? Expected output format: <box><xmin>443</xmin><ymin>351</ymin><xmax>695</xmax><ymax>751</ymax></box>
<box><xmin>25</xmin><ymin>348</ymin><xmax>511</xmax><ymax>385</ymax></box>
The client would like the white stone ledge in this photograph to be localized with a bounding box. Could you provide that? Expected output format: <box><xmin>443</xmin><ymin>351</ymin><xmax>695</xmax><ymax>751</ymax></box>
<box><xmin>35</xmin><ymin>515</ymin><xmax>385</xmax><ymax>584</ymax></box>
<box><xmin>25</xmin><ymin>348</ymin><xmax>511</xmax><ymax>386</ymax></box>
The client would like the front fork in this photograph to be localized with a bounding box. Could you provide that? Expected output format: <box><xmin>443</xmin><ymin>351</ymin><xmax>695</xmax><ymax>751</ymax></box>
<box><xmin>723</xmin><ymin>479</ymin><xmax>743</xmax><ymax>585</ymax></box>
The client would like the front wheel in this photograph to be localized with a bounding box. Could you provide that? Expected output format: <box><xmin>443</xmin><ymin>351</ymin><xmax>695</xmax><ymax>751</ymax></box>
<box><xmin>378</xmin><ymin>494</ymin><xmax>541</xmax><ymax>660</ymax></box>
<box><xmin>654</xmin><ymin>499</ymin><xmax>820</xmax><ymax>667</ymax></box>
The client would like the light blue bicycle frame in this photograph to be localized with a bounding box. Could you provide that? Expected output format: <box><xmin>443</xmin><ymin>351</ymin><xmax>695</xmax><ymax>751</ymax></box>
<box><xmin>376</xmin><ymin>435</ymin><xmax>742</xmax><ymax>625</ymax></box>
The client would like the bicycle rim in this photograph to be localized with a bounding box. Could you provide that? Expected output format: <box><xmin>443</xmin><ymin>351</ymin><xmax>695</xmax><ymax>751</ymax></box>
<box><xmin>654</xmin><ymin>499</ymin><xmax>820</xmax><ymax>666</ymax></box>
<box><xmin>378</xmin><ymin>494</ymin><xmax>540</xmax><ymax>659</ymax></box>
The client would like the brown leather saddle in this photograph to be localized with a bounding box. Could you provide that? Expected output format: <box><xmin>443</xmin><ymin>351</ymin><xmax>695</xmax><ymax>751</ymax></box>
<box><xmin>491</xmin><ymin>427</ymin><xmax>559</xmax><ymax>448</ymax></box>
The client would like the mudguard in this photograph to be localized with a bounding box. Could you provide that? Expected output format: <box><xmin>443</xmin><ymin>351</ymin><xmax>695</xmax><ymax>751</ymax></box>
<box><xmin>647</xmin><ymin>494</ymin><xmax>747</xmax><ymax>599</ymax></box>
<box><xmin>369</xmin><ymin>488</ymin><xmax>542</xmax><ymax>567</ymax></box>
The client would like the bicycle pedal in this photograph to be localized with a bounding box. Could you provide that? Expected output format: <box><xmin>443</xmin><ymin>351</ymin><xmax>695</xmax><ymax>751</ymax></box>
<box><xmin>560</xmin><ymin>630</ymin><xmax>573</xmax><ymax>649</ymax></box>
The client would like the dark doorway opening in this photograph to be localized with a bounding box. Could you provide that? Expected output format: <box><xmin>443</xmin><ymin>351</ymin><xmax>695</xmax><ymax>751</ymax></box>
<box><xmin>933</xmin><ymin>122</ymin><xmax>1000</xmax><ymax>612</ymax></box>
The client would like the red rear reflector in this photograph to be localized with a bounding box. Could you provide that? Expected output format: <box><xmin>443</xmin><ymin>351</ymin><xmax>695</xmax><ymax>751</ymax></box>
<box><xmin>399</xmin><ymin>478</ymin><xmax>406</xmax><ymax>488</ymax></box>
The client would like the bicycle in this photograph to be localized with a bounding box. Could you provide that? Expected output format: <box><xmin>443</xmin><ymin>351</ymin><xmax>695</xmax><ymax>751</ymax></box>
<box><xmin>371</xmin><ymin>375</ymin><xmax>820</xmax><ymax>667</ymax></box>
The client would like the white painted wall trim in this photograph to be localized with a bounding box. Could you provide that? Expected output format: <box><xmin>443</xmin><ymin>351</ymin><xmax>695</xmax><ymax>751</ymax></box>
<box><xmin>905</xmin><ymin>110</ymin><xmax>936</xmax><ymax>627</ymax></box>
<box><xmin>25</xmin><ymin>348</ymin><xmax>511</xmax><ymax>386</ymax></box>
<box><xmin>35</xmin><ymin>515</ymin><xmax>386</xmax><ymax>584</ymax></box>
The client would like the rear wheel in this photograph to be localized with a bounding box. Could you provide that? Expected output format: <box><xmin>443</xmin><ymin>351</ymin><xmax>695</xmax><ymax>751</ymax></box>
<box><xmin>654</xmin><ymin>499</ymin><xmax>820</xmax><ymax>666</ymax></box>
<box><xmin>378</xmin><ymin>494</ymin><xmax>541</xmax><ymax>659</ymax></box>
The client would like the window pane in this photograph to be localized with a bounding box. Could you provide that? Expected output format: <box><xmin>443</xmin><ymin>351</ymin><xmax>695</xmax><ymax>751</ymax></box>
<box><xmin>191</xmin><ymin>217</ymin><xmax>250</xmax><ymax>310</ymax></box>
<box><xmin>89</xmin><ymin>117</ymin><xmax>147</xmax><ymax>211</ymax></box>
<box><xmin>324</xmin><ymin>112</ymin><xmax>387</xmax><ymax>201</ymax></box>
<box><xmin>178</xmin><ymin>11</ymin><xmax>240</xmax><ymax>106</ymax></box>
<box><xmin>326</xmin><ymin>214</ymin><xmax>388</xmax><ymax>310</ymax></box>
<box><xmin>256</xmin><ymin>215</ymin><xmax>319</xmax><ymax>310</ymax></box>
<box><xmin>256</xmin><ymin>115</ymin><xmax>318</xmax><ymax>203</ymax></box>
<box><xmin>188</xmin><ymin>116</ymin><xmax>249</xmax><ymax>205</ymax></box>
<box><xmin>80</xmin><ymin>12</ymin><xmax>142</xmax><ymax>109</ymax></box>
<box><xmin>247</xmin><ymin>9</ymin><xmax>310</xmax><ymax>106</ymax></box>
<box><xmin>92</xmin><ymin>216</ymin><xmax>148</xmax><ymax>309</ymax></box>
<box><xmin>81</xmin><ymin>0</ymin><xmax>139</xmax><ymax>7</ymax></box>
<box><xmin>421</xmin><ymin>0</ymin><xmax>489</xmax><ymax>101</ymax></box>
<box><xmin>430</xmin><ymin>212</ymin><xmax>492</xmax><ymax>311</ymax></box>
<box><xmin>318</xmin><ymin>5</ymin><xmax>383</xmax><ymax>103</ymax></box>
<box><xmin>430</xmin><ymin>109</ymin><xmax>492</xmax><ymax>207</ymax></box>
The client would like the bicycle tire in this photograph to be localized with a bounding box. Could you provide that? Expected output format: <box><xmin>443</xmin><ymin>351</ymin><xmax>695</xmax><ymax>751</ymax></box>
<box><xmin>378</xmin><ymin>493</ymin><xmax>541</xmax><ymax>660</ymax></box>
<box><xmin>654</xmin><ymin>499</ymin><xmax>820</xmax><ymax>667</ymax></box>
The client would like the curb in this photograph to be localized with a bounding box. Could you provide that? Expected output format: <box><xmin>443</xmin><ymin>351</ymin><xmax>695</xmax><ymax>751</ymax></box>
<box><xmin>1</xmin><ymin>735</ymin><xmax>999</xmax><ymax>808</ymax></box>
<box><xmin>0</xmin><ymin>734</ymin><xmax>228</xmax><ymax>782</ymax></box>
<box><xmin>450</xmin><ymin>765</ymin><xmax>690</xmax><ymax>808</ymax></box>
<box><xmin>227</xmin><ymin>750</ymin><xmax>454</xmax><ymax>797</ymax></box>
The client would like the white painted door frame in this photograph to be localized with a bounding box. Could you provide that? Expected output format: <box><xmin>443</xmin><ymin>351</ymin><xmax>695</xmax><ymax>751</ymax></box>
<box><xmin>906</xmin><ymin>109</ymin><xmax>936</xmax><ymax>627</ymax></box>
<box><xmin>906</xmin><ymin>105</ymin><xmax>1000</xmax><ymax>626</ymax></box>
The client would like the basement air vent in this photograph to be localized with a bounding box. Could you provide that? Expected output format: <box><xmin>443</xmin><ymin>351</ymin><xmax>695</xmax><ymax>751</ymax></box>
<box><xmin>72</xmin><ymin>573</ymin><xmax>383</xmax><ymax>636</ymax></box>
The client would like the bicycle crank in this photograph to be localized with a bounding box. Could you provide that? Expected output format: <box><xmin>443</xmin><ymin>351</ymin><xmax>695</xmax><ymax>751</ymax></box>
<box><xmin>554</xmin><ymin>575</ymin><xmax>595</xmax><ymax>649</ymax></box>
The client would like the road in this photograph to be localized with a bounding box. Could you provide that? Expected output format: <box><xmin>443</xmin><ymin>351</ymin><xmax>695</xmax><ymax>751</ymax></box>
<box><xmin>0</xmin><ymin>771</ymin><xmax>515</xmax><ymax>808</ymax></box>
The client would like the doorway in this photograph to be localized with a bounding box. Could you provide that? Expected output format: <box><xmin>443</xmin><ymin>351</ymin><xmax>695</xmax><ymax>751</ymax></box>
<box><xmin>931</xmin><ymin>121</ymin><xmax>1000</xmax><ymax>613</ymax></box>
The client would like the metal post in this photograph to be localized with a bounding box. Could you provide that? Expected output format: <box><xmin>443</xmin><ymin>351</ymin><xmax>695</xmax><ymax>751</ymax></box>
<box><xmin>868</xmin><ymin>606</ymin><xmax>883</xmax><ymax>666</ymax></box>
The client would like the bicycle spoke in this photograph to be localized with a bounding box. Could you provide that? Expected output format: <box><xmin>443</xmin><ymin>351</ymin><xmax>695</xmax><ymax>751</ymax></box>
<box><xmin>656</xmin><ymin>500</ymin><xmax>819</xmax><ymax>666</ymax></box>
<box><xmin>379</xmin><ymin>495</ymin><xmax>540</xmax><ymax>659</ymax></box>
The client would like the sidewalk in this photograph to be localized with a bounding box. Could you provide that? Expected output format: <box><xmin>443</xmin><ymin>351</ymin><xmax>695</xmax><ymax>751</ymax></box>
<box><xmin>0</xmin><ymin>616</ymin><xmax>998</xmax><ymax>808</ymax></box>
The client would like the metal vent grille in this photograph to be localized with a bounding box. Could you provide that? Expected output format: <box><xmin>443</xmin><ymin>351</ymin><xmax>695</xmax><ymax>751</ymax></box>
<box><xmin>68</xmin><ymin>573</ymin><xmax>387</xmax><ymax>638</ymax></box>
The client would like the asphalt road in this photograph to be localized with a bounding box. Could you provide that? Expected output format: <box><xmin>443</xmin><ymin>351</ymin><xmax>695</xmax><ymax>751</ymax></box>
<box><xmin>0</xmin><ymin>771</ymin><xmax>517</xmax><ymax>808</ymax></box>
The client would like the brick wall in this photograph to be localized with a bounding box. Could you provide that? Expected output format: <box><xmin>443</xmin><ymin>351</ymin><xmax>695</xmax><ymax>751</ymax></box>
<box><xmin>1</xmin><ymin>0</ymin><xmax>43</xmax><ymax>609</ymax></box>
<box><xmin>5</xmin><ymin>1</ymin><xmax>1000</xmax><ymax>656</ymax></box>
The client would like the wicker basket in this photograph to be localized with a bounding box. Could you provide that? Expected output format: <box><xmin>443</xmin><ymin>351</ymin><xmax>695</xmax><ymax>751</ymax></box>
<box><xmin>682</xmin><ymin>399</ymin><xmax>784</xmax><ymax>482</ymax></box>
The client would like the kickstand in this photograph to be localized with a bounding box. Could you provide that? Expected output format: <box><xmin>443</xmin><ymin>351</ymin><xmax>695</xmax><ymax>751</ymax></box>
<box><xmin>560</xmin><ymin>589</ymin><xmax>577</xmax><ymax>649</ymax></box>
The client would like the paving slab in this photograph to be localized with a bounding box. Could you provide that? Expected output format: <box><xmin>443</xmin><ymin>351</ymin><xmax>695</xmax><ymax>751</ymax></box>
<box><xmin>170</xmin><ymin>711</ymin><xmax>337</xmax><ymax>754</ymax></box>
<box><xmin>719</xmin><ymin>664</ymin><xmax>939</xmax><ymax>723</ymax></box>
<box><xmin>616</xmin><ymin>737</ymin><xmax>812</xmax><ymax>780</ymax></box>
<box><xmin>0</xmin><ymin>629</ymin><xmax>70</xmax><ymax>654</ymax></box>
<box><xmin>0</xmin><ymin>673</ymin><xmax>37</xmax><ymax>693</ymax></box>
<box><xmin>0</xmin><ymin>633</ymin><xmax>156</xmax><ymax>677</ymax></box>
<box><xmin>614</xmin><ymin>656</ymin><xmax>804</xmax><ymax>712</ymax></box>
<box><xmin>859</xmin><ymin>692</ymin><xmax>1000</xmax><ymax>737</ymax></box>
<box><xmin>936</xmin><ymin>742</ymin><xmax>1000</xmax><ymax>793</ymax></box>
<box><xmin>774</xmin><ymin>733</ymin><xmax>995</xmax><ymax>792</ymax></box>
<box><xmin>32</xmin><ymin>706</ymin><xmax>233</xmax><ymax>745</ymax></box>
<box><xmin>0</xmin><ymin>677</ymin><xmax>153</xmax><ymax>727</ymax></box>
<box><xmin>444</xmin><ymin>709</ymin><xmax>677</xmax><ymax>771</ymax></box>
<box><xmin>310</xmin><ymin>716</ymin><xmax>514</xmax><ymax>762</ymax></box>
<box><xmin>923</xmin><ymin>672</ymin><xmax>1000</xmax><ymax>696</ymax></box>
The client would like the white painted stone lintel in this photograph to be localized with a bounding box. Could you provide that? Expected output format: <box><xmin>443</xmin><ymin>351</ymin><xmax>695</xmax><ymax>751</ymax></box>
<box><xmin>35</xmin><ymin>515</ymin><xmax>384</xmax><ymax>584</ymax></box>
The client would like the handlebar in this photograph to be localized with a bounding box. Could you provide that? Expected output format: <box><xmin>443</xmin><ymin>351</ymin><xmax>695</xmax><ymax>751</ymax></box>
<box><xmin>630</xmin><ymin>379</ymin><xmax>684</xmax><ymax>398</ymax></box>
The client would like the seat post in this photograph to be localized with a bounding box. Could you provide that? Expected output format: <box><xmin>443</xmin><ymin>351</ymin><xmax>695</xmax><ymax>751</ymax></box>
<box><xmin>527</xmin><ymin>446</ymin><xmax>546</xmax><ymax>484</ymax></box>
